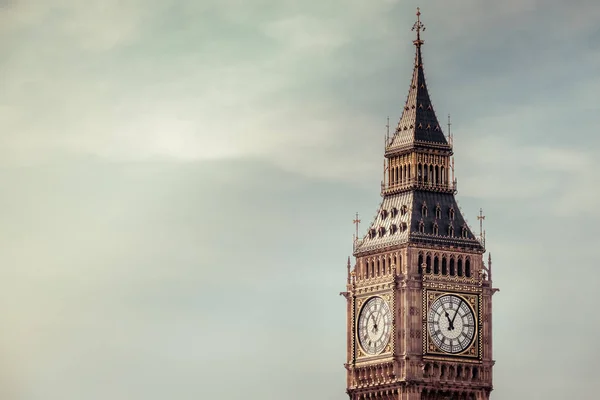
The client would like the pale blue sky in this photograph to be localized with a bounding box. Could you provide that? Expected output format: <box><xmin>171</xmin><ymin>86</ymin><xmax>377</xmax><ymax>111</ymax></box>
<box><xmin>1</xmin><ymin>1</ymin><xmax>600</xmax><ymax>399</ymax></box>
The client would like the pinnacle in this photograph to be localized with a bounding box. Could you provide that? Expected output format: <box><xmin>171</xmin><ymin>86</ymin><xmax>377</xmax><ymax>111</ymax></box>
<box><xmin>386</xmin><ymin>13</ymin><xmax>449</xmax><ymax>154</ymax></box>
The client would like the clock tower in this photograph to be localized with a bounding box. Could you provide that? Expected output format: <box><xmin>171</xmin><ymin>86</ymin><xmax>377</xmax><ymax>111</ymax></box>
<box><xmin>342</xmin><ymin>9</ymin><xmax>498</xmax><ymax>400</ymax></box>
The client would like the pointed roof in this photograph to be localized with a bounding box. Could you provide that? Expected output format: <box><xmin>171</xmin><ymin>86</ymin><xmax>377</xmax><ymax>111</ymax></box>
<box><xmin>354</xmin><ymin>9</ymin><xmax>484</xmax><ymax>256</ymax></box>
<box><xmin>386</xmin><ymin>9</ymin><xmax>449</xmax><ymax>154</ymax></box>
<box><xmin>353</xmin><ymin>190</ymin><xmax>484</xmax><ymax>255</ymax></box>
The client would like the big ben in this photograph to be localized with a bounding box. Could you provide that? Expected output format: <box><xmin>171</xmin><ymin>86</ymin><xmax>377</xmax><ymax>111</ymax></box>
<box><xmin>342</xmin><ymin>9</ymin><xmax>498</xmax><ymax>400</ymax></box>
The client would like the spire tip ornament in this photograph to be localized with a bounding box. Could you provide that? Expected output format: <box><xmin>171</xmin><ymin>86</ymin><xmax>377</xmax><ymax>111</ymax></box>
<box><xmin>412</xmin><ymin>7</ymin><xmax>426</xmax><ymax>45</ymax></box>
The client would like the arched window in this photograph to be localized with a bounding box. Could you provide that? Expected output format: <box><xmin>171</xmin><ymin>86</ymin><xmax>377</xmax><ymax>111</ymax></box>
<box><xmin>433</xmin><ymin>222</ymin><xmax>439</xmax><ymax>235</ymax></box>
<box><xmin>457</xmin><ymin>258</ymin><xmax>463</xmax><ymax>277</ymax></box>
<box><xmin>450</xmin><ymin>258</ymin><xmax>455</xmax><ymax>276</ymax></box>
<box><xmin>465</xmin><ymin>258</ymin><xmax>471</xmax><ymax>277</ymax></box>
<box><xmin>422</xmin><ymin>204</ymin><xmax>428</xmax><ymax>217</ymax></box>
<box><xmin>418</xmin><ymin>253</ymin><xmax>424</xmax><ymax>274</ymax></box>
<box><xmin>435</xmin><ymin>206</ymin><xmax>441</xmax><ymax>219</ymax></box>
<box><xmin>434</xmin><ymin>256</ymin><xmax>439</xmax><ymax>274</ymax></box>
<box><xmin>429</xmin><ymin>165</ymin><xmax>434</xmax><ymax>185</ymax></box>
<box><xmin>419</xmin><ymin>221</ymin><xmax>425</xmax><ymax>233</ymax></box>
<box><xmin>449</xmin><ymin>208</ymin><xmax>455</xmax><ymax>220</ymax></box>
<box><xmin>426</xmin><ymin>255</ymin><xmax>432</xmax><ymax>273</ymax></box>
<box><xmin>448</xmin><ymin>225</ymin><xmax>454</xmax><ymax>237</ymax></box>
<box><xmin>442</xmin><ymin>257</ymin><xmax>448</xmax><ymax>275</ymax></box>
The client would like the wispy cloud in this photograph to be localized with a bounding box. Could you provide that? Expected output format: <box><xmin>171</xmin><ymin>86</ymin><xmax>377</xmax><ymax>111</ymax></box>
<box><xmin>2</xmin><ymin>1</ymin><xmax>600</xmax><ymax>399</ymax></box>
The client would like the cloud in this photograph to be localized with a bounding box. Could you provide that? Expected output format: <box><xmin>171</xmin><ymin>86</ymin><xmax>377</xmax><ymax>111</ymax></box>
<box><xmin>2</xmin><ymin>0</ymin><xmax>397</xmax><ymax>180</ymax></box>
<box><xmin>5</xmin><ymin>0</ymin><xmax>598</xmax><ymax>185</ymax></box>
<box><xmin>1</xmin><ymin>0</ymin><xmax>151</xmax><ymax>50</ymax></box>
<box><xmin>2</xmin><ymin>3</ymin><xmax>600</xmax><ymax>398</ymax></box>
<box><xmin>262</xmin><ymin>15</ymin><xmax>349</xmax><ymax>50</ymax></box>
<box><xmin>2</xmin><ymin>0</ymin><xmax>599</xmax><ymax>180</ymax></box>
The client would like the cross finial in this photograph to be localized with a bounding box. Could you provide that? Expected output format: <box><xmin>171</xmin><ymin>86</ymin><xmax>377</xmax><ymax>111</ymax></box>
<box><xmin>353</xmin><ymin>212</ymin><xmax>361</xmax><ymax>243</ymax></box>
<box><xmin>477</xmin><ymin>208</ymin><xmax>486</xmax><ymax>246</ymax></box>
<box><xmin>412</xmin><ymin>7</ymin><xmax>426</xmax><ymax>45</ymax></box>
<box><xmin>386</xmin><ymin>116</ymin><xmax>390</xmax><ymax>139</ymax></box>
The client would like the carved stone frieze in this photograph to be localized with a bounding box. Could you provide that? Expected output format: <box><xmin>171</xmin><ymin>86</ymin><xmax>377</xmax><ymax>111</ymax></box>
<box><xmin>422</xmin><ymin>272</ymin><xmax>481</xmax><ymax>286</ymax></box>
<box><xmin>422</xmin><ymin>281</ymin><xmax>481</xmax><ymax>293</ymax></box>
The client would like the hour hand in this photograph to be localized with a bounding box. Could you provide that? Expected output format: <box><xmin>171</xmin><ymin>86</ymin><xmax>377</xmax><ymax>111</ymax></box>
<box><xmin>371</xmin><ymin>315</ymin><xmax>378</xmax><ymax>332</ymax></box>
<box><xmin>444</xmin><ymin>311</ymin><xmax>454</xmax><ymax>330</ymax></box>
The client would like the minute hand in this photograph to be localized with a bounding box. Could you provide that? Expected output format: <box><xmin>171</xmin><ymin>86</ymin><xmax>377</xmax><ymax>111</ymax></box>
<box><xmin>451</xmin><ymin>298</ymin><xmax>463</xmax><ymax>325</ymax></box>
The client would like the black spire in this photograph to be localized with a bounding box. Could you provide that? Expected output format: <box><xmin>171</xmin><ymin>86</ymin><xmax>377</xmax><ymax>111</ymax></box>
<box><xmin>386</xmin><ymin>8</ymin><xmax>449</xmax><ymax>154</ymax></box>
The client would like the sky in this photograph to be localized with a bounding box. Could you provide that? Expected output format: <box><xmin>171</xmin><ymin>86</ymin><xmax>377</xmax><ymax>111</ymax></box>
<box><xmin>1</xmin><ymin>0</ymin><xmax>600</xmax><ymax>399</ymax></box>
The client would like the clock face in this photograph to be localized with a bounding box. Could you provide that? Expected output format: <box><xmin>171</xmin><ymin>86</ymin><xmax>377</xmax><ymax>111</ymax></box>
<box><xmin>427</xmin><ymin>294</ymin><xmax>476</xmax><ymax>354</ymax></box>
<box><xmin>357</xmin><ymin>296</ymin><xmax>392</xmax><ymax>355</ymax></box>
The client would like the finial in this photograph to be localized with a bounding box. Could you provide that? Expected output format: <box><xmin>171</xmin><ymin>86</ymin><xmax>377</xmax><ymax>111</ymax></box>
<box><xmin>447</xmin><ymin>114</ymin><xmax>453</xmax><ymax>145</ymax></box>
<box><xmin>347</xmin><ymin>256</ymin><xmax>351</xmax><ymax>284</ymax></box>
<box><xmin>477</xmin><ymin>208</ymin><xmax>486</xmax><ymax>247</ymax></box>
<box><xmin>412</xmin><ymin>7</ymin><xmax>426</xmax><ymax>45</ymax></box>
<box><xmin>353</xmin><ymin>212</ymin><xmax>361</xmax><ymax>243</ymax></box>
<box><xmin>386</xmin><ymin>116</ymin><xmax>390</xmax><ymax>144</ymax></box>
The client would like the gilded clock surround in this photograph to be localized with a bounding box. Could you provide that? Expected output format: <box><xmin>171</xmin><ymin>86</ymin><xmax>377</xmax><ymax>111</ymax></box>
<box><xmin>422</xmin><ymin>290</ymin><xmax>481</xmax><ymax>359</ymax></box>
<box><xmin>341</xmin><ymin>8</ymin><xmax>499</xmax><ymax>400</ymax></box>
<box><xmin>354</xmin><ymin>291</ymin><xmax>395</xmax><ymax>361</ymax></box>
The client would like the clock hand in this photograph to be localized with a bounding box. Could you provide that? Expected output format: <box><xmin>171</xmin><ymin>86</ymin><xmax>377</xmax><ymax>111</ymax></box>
<box><xmin>371</xmin><ymin>315</ymin><xmax>378</xmax><ymax>333</ymax></box>
<box><xmin>372</xmin><ymin>303</ymin><xmax>385</xmax><ymax>332</ymax></box>
<box><xmin>441</xmin><ymin>302</ymin><xmax>453</xmax><ymax>330</ymax></box>
<box><xmin>444</xmin><ymin>310</ymin><xmax>453</xmax><ymax>330</ymax></box>
<box><xmin>375</xmin><ymin>303</ymin><xmax>384</xmax><ymax>324</ymax></box>
<box><xmin>451</xmin><ymin>298</ymin><xmax>463</xmax><ymax>326</ymax></box>
<box><xmin>376</xmin><ymin>314</ymin><xmax>383</xmax><ymax>332</ymax></box>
